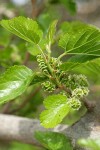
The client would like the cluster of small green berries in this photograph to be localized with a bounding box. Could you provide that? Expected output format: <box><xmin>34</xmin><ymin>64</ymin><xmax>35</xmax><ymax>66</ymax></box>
<box><xmin>62</xmin><ymin>74</ymin><xmax>89</xmax><ymax>110</ymax></box>
<box><xmin>61</xmin><ymin>74</ymin><xmax>88</xmax><ymax>90</ymax></box>
<box><xmin>63</xmin><ymin>74</ymin><xmax>89</xmax><ymax>110</ymax></box>
<box><xmin>67</xmin><ymin>97</ymin><xmax>81</xmax><ymax>110</ymax></box>
<box><xmin>72</xmin><ymin>87</ymin><xmax>89</xmax><ymax>98</ymax></box>
<box><xmin>37</xmin><ymin>54</ymin><xmax>62</xmax><ymax>73</ymax></box>
<box><xmin>37</xmin><ymin>54</ymin><xmax>89</xmax><ymax>110</ymax></box>
<box><xmin>37</xmin><ymin>54</ymin><xmax>62</xmax><ymax>92</ymax></box>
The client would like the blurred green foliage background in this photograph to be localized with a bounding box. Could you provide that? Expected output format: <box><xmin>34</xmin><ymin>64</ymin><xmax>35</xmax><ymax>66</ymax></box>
<box><xmin>0</xmin><ymin>0</ymin><xmax>100</xmax><ymax>149</ymax></box>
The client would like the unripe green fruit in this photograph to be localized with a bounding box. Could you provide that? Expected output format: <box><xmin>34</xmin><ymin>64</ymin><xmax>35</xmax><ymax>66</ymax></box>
<box><xmin>37</xmin><ymin>55</ymin><xmax>89</xmax><ymax>97</ymax></box>
<box><xmin>63</xmin><ymin>74</ymin><xmax>89</xmax><ymax>90</ymax></box>
<box><xmin>67</xmin><ymin>97</ymin><xmax>81</xmax><ymax>110</ymax></box>
<box><xmin>77</xmin><ymin>74</ymin><xmax>89</xmax><ymax>87</ymax></box>
<box><xmin>72</xmin><ymin>87</ymin><xmax>89</xmax><ymax>98</ymax></box>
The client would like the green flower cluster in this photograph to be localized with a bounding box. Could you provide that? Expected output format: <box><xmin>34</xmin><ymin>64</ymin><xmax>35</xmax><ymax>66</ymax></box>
<box><xmin>61</xmin><ymin>74</ymin><xmax>88</xmax><ymax>90</ymax></box>
<box><xmin>37</xmin><ymin>54</ymin><xmax>62</xmax><ymax>92</ymax></box>
<box><xmin>61</xmin><ymin>74</ymin><xmax>89</xmax><ymax>110</ymax></box>
<box><xmin>72</xmin><ymin>87</ymin><xmax>89</xmax><ymax>98</ymax></box>
<box><xmin>37</xmin><ymin>55</ymin><xmax>89</xmax><ymax>110</ymax></box>
<box><xmin>37</xmin><ymin>55</ymin><xmax>48</xmax><ymax>74</ymax></box>
<box><xmin>41</xmin><ymin>81</ymin><xmax>56</xmax><ymax>92</ymax></box>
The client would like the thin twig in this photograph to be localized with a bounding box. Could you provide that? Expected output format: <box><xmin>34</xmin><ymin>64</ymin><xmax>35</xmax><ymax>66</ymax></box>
<box><xmin>82</xmin><ymin>98</ymin><xmax>96</xmax><ymax>112</ymax></box>
<box><xmin>57</xmin><ymin>52</ymin><xmax>67</xmax><ymax>61</ymax></box>
<box><xmin>31</xmin><ymin>0</ymin><xmax>45</xmax><ymax>18</ymax></box>
<box><xmin>1</xmin><ymin>101</ymin><xmax>12</xmax><ymax>114</ymax></box>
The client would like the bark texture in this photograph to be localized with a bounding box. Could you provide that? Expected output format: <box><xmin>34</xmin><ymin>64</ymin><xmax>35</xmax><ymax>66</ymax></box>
<box><xmin>0</xmin><ymin>100</ymin><xmax>100</xmax><ymax>149</ymax></box>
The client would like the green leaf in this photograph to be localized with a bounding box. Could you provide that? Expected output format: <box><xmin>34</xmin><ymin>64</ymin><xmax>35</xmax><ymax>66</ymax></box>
<box><xmin>27</xmin><ymin>43</ymin><xmax>41</xmax><ymax>56</ymax></box>
<box><xmin>61</xmin><ymin>21</ymin><xmax>91</xmax><ymax>33</ymax></box>
<box><xmin>61</xmin><ymin>58</ymin><xmax>100</xmax><ymax>83</ymax></box>
<box><xmin>27</xmin><ymin>39</ymin><xmax>47</xmax><ymax>56</ymax></box>
<box><xmin>74</xmin><ymin>62</ymin><xmax>100</xmax><ymax>75</ymax></box>
<box><xmin>68</xmin><ymin>54</ymin><xmax>99</xmax><ymax>63</ymax></box>
<box><xmin>60</xmin><ymin>62</ymin><xmax>80</xmax><ymax>71</ymax></box>
<box><xmin>0</xmin><ymin>65</ymin><xmax>33</xmax><ymax>104</ymax></box>
<box><xmin>73</xmin><ymin>61</ymin><xmax>100</xmax><ymax>84</ymax></box>
<box><xmin>61</xmin><ymin>54</ymin><xmax>99</xmax><ymax>72</ymax></box>
<box><xmin>47</xmin><ymin>20</ymin><xmax>58</xmax><ymax>44</ymax></box>
<box><xmin>60</xmin><ymin>54</ymin><xmax>99</xmax><ymax>72</ymax></box>
<box><xmin>35</xmin><ymin>131</ymin><xmax>73</xmax><ymax>150</ymax></box>
<box><xmin>0</xmin><ymin>16</ymin><xmax>43</xmax><ymax>44</ymax></box>
<box><xmin>40</xmin><ymin>94</ymin><xmax>70</xmax><ymax>128</ymax></box>
<box><xmin>59</xmin><ymin>22</ymin><xmax>100</xmax><ymax>59</ymax></box>
<box><xmin>78</xmin><ymin>139</ymin><xmax>100</xmax><ymax>150</ymax></box>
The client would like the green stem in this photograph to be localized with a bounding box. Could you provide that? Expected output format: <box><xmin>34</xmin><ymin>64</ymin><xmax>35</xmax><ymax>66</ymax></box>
<box><xmin>48</xmin><ymin>42</ymin><xmax>51</xmax><ymax>53</ymax></box>
<box><xmin>37</xmin><ymin>44</ymin><xmax>61</xmax><ymax>87</ymax></box>
<box><xmin>37</xmin><ymin>44</ymin><xmax>46</xmax><ymax>59</ymax></box>
<box><xmin>57</xmin><ymin>52</ymin><xmax>67</xmax><ymax>61</ymax></box>
<box><xmin>46</xmin><ymin>43</ymin><xmax>51</xmax><ymax>58</ymax></box>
